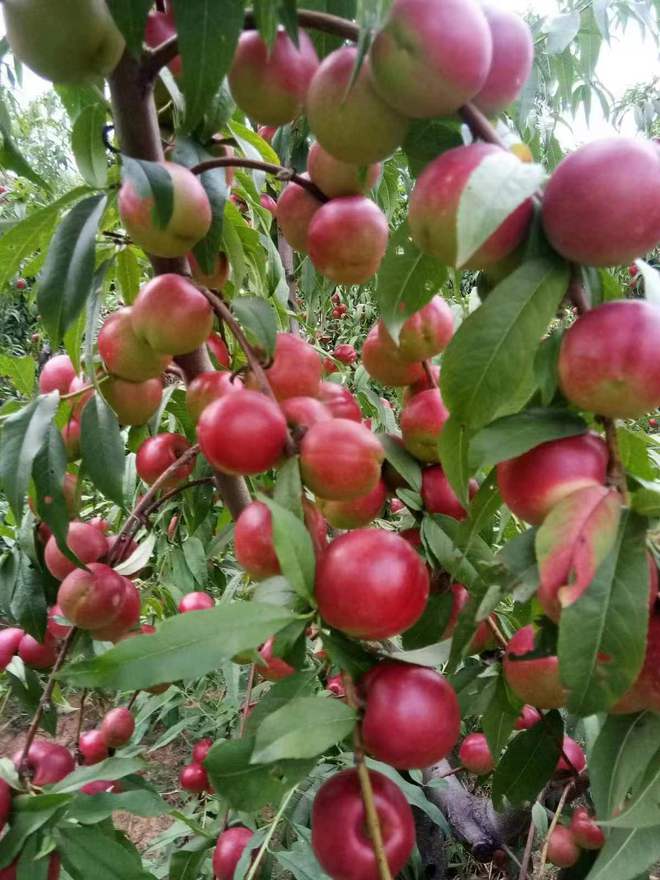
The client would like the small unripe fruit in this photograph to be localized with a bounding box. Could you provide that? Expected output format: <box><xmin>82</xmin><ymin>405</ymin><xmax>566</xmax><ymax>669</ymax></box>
<box><xmin>192</xmin><ymin>739</ymin><xmax>214</xmax><ymax>764</ymax></box>
<box><xmin>318</xmin><ymin>479</ymin><xmax>387</xmax><ymax>530</ymax></box>
<box><xmin>186</xmin><ymin>371</ymin><xmax>242</xmax><ymax>422</ymax></box>
<box><xmin>131</xmin><ymin>274</ymin><xmax>213</xmax><ymax>356</ymax></box>
<box><xmin>306</xmin><ymin>46</ymin><xmax>409</xmax><ymax>165</ymax></box>
<box><xmin>276</xmin><ymin>176</ymin><xmax>322</xmax><ymax>252</ymax></box>
<box><xmin>212</xmin><ymin>827</ymin><xmax>255</xmax><ymax>880</ymax></box>
<box><xmin>258</xmin><ymin>126</ymin><xmax>277</xmax><ymax>143</ymax></box>
<box><xmin>421</xmin><ymin>466</ymin><xmax>478</xmax><ymax>519</ymax></box>
<box><xmin>206</xmin><ymin>331</ymin><xmax>232</xmax><ymax>368</ymax></box>
<box><xmin>180</xmin><ymin>762</ymin><xmax>210</xmax><ymax>793</ymax></box>
<box><xmin>39</xmin><ymin>354</ymin><xmax>76</xmax><ymax>395</ymax></box>
<box><xmin>16</xmin><ymin>277</ymin><xmax>27</xmax><ymax>290</ymax></box>
<box><xmin>178</xmin><ymin>592</ymin><xmax>214</xmax><ymax>613</ymax></box>
<box><xmin>318</xmin><ymin>382</ymin><xmax>361</xmax><ymax>421</ymax></box>
<box><xmin>57</xmin><ymin>563</ymin><xmax>126</xmax><ymax>630</ymax></box>
<box><xmin>258</xmin><ymin>637</ymin><xmax>295</xmax><ymax>681</ymax></box>
<box><xmin>557</xmin><ymin>736</ymin><xmax>586</xmax><ymax>775</ymax></box>
<box><xmin>197</xmin><ymin>390</ymin><xmax>288</xmax><ymax>475</ymax></box>
<box><xmin>473</xmin><ymin>4</ymin><xmax>534</xmax><ymax>115</ymax></box>
<box><xmin>101</xmin><ymin>707</ymin><xmax>135</xmax><ymax>748</ymax></box>
<box><xmin>61</xmin><ymin>419</ymin><xmax>81</xmax><ymax>461</ymax></box>
<box><xmin>362</xmin><ymin>324</ymin><xmax>426</xmax><ymax>387</ymax></box>
<box><xmin>301</xmin><ymin>418</ymin><xmax>384</xmax><ymax>501</ymax></box>
<box><xmin>570</xmin><ymin>807</ymin><xmax>605</xmax><ymax>850</ymax></box>
<box><xmin>44</xmin><ymin>522</ymin><xmax>108</xmax><ymax>581</ymax></box>
<box><xmin>401</xmin><ymin>388</ymin><xmax>449</xmax><ymax>462</ymax></box>
<box><xmin>98</xmin><ymin>308</ymin><xmax>171</xmax><ymax>382</ymax></box>
<box><xmin>514</xmin><ymin>705</ymin><xmax>542</xmax><ymax>730</ymax></box>
<box><xmin>503</xmin><ymin>625</ymin><xmax>565</xmax><ymax>709</ymax></box>
<box><xmin>307</xmin><ymin>142</ymin><xmax>381</xmax><ymax>197</ymax></box>
<box><xmin>79</xmin><ymin>729</ymin><xmax>109</xmax><ymax>765</ymax></box>
<box><xmin>247</xmin><ymin>333</ymin><xmax>322</xmax><ymax>401</ymax></box>
<box><xmin>315</xmin><ymin>529</ymin><xmax>429</xmax><ymax>639</ymax></box>
<box><xmin>459</xmin><ymin>733</ymin><xmax>495</xmax><ymax>775</ymax></box>
<box><xmin>101</xmin><ymin>375</ymin><xmax>163</xmax><ymax>426</ymax></box>
<box><xmin>234</xmin><ymin>502</ymin><xmax>280</xmax><ymax>581</ymax></box>
<box><xmin>136</xmin><ymin>433</ymin><xmax>194</xmax><ymax>491</ymax></box>
<box><xmin>546</xmin><ymin>826</ymin><xmax>580</xmax><ymax>868</ymax></box>
<box><xmin>379</xmin><ymin>296</ymin><xmax>454</xmax><ymax>362</ymax></box>
<box><xmin>260</xmin><ymin>193</ymin><xmax>277</xmax><ymax>216</ymax></box>
<box><xmin>190</xmin><ymin>253</ymin><xmax>230</xmax><ymax>291</ymax></box>
<box><xmin>281</xmin><ymin>396</ymin><xmax>330</xmax><ymax>432</ymax></box>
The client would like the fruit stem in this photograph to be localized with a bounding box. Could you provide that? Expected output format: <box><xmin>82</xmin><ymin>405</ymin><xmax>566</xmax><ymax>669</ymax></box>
<box><xmin>486</xmin><ymin>616</ymin><xmax>508</xmax><ymax>649</ymax></box>
<box><xmin>191</xmin><ymin>156</ymin><xmax>328</xmax><ymax>203</ymax></box>
<box><xmin>536</xmin><ymin>781</ymin><xmax>573</xmax><ymax>879</ymax></box>
<box><xmin>141</xmin><ymin>477</ymin><xmax>215</xmax><ymax>517</ymax></box>
<box><xmin>343</xmin><ymin>675</ymin><xmax>394</xmax><ymax>880</ymax></box>
<box><xmin>59</xmin><ymin>374</ymin><xmax>109</xmax><ymax>402</ymax></box>
<box><xmin>458</xmin><ymin>104</ymin><xmax>507</xmax><ymax>150</ymax></box>
<box><xmin>17</xmin><ymin>628</ymin><xmax>76</xmax><ymax>778</ymax></box>
<box><xmin>602</xmin><ymin>417</ymin><xmax>630</xmax><ymax>504</ymax></box>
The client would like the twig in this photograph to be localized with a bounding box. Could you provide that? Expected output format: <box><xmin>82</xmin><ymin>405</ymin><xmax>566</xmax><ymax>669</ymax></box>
<box><xmin>459</xmin><ymin>104</ymin><xmax>507</xmax><ymax>149</ymax></box>
<box><xmin>518</xmin><ymin>817</ymin><xmax>536</xmax><ymax>880</ymax></box>
<box><xmin>603</xmin><ymin>417</ymin><xmax>630</xmax><ymax>504</ymax></box>
<box><xmin>244</xmin><ymin>785</ymin><xmax>298</xmax><ymax>880</ymax></box>
<box><xmin>127</xmin><ymin>690</ymin><xmax>140</xmax><ymax>711</ymax></box>
<box><xmin>536</xmin><ymin>782</ymin><xmax>573</xmax><ymax>878</ymax></box>
<box><xmin>74</xmin><ymin>689</ymin><xmax>88</xmax><ymax>749</ymax></box>
<box><xmin>191</xmin><ymin>156</ymin><xmax>328</xmax><ymax>203</ymax></box>
<box><xmin>238</xmin><ymin>664</ymin><xmax>256</xmax><ymax>737</ymax></box>
<box><xmin>486</xmin><ymin>616</ymin><xmax>508</xmax><ymax>649</ymax></box>
<box><xmin>59</xmin><ymin>374</ymin><xmax>108</xmax><ymax>402</ymax></box>
<box><xmin>141</xmin><ymin>478</ymin><xmax>215</xmax><ymax>517</ymax></box>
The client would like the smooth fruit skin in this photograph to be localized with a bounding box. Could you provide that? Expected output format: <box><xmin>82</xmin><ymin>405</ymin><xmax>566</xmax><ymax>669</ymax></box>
<box><xmin>514</xmin><ymin>705</ymin><xmax>542</xmax><ymax>730</ymax></box>
<box><xmin>379</xmin><ymin>296</ymin><xmax>454</xmax><ymax>362</ymax></box>
<box><xmin>547</xmin><ymin>826</ymin><xmax>580</xmax><ymax>868</ymax></box>
<box><xmin>542</xmin><ymin>137</ymin><xmax>660</xmax><ymax>267</ymax></box>
<box><xmin>21</xmin><ymin>741</ymin><xmax>75</xmax><ymax>785</ymax></box>
<box><xmin>421</xmin><ymin>466</ymin><xmax>478</xmax><ymax>519</ymax></box>
<box><xmin>300</xmin><ymin>419</ymin><xmax>384</xmax><ymax>501</ymax></box>
<box><xmin>360</xmin><ymin>661</ymin><xmax>460</xmax><ymax>768</ymax></box>
<box><xmin>306</xmin><ymin>46</ymin><xmax>409</xmax><ymax>166</ymax></box>
<box><xmin>57</xmin><ymin>563</ymin><xmax>126</xmax><ymax>631</ymax></box>
<box><xmin>101</xmin><ymin>375</ymin><xmax>163</xmax><ymax>426</ymax></box>
<box><xmin>44</xmin><ymin>522</ymin><xmax>108</xmax><ymax>581</ymax></box>
<box><xmin>192</xmin><ymin>739</ymin><xmax>214</xmax><ymax>764</ymax></box>
<box><xmin>401</xmin><ymin>388</ymin><xmax>450</xmax><ymax>462</ymax></box>
<box><xmin>118</xmin><ymin>161</ymin><xmax>212</xmax><ymax>258</ymax></box>
<box><xmin>101</xmin><ymin>707</ymin><xmax>135</xmax><ymax>748</ymax></box>
<box><xmin>409</xmin><ymin>143</ymin><xmax>533</xmax><ymax>269</ymax></box>
<box><xmin>39</xmin><ymin>354</ymin><xmax>76</xmax><ymax>395</ymax></box>
<box><xmin>228</xmin><ymin>29</ymin><xmax>318</xmax><ymax>126</ymax></box>
<box><xmin>0</xmin><ymin>627</ymin><xmax>24</xmax><ymax>670</ymax></box>
<box><xmin>459</xmin><ymin>733</ymin><xmax>495</xmax><ymax>775</ymax></box>
<box><xmin>206</xmin><ymin>331</ymin><xmax>232</xmax><ymax>368</ymax></box>
<box><xmin>98</xmin><ymin>308</ymin><xmax>171</xmax><ymax>382</ymax></box>
<box><xmin>234</xmin><ymin>501</ymin><xmax>280</xmax><ymax>581</ymax></box>
<box><xmin>3</xmin><ymin>0</ymin><xmax>124</xmax><ymax>83</ymax></box>
<box><xmin>190</xmin><ymin>252</ymin><xmax>230</xmax><ymax>291</ymax></box>
<box><xmin>178</xmin><ymin>592</ymin><xmax>214</xmax><ymax>613</ymax></box>
<box><xmin>212</xmin><ymin>827</ymin><xmax>254</xmax><ymax>880</ymax></box>
<box><xmin>18</xmin><ymin>632</ymin><xmax>58</xmax><ymax>669</ymax></box>
<box><xmin>318</xmin><ymin>382</ymin><xmax>362</xmax><ymax>422</ymax></box>
<box><xmin>319</xmin><ymin>479</ymin><xmax>387</xmax><ymax>530</ymax></box>
<box><xmin>136</xmin><ymin>433</ymin><xmax>194</xmax><ymax>491</ymax></box>
<box><xmin>186</xmin><ymin>371</ymin><xmax>242</xmax><ymax>423</ymax></box>
<box><xmin>312</xmin><ymin>768</ymin><xmax>415</xmax><ymax>880</ymax></box>
<box><xmin>333</xmin><ymin>343</ymin><xmax>358</xmax><ymax>366</ymax></box>
<box><xmin>612</xmin><ymin>613</ymin><xmax>660</xmax><ymax>713</ymax></box>
<box><xmin>307</xmin><ymin>142</ymin><xmax>381</xmax><ymax>197</ymax></box>
<box><xmin>570</xmin><ymin>807</ymin><xmax>605</xmax><ymax>850</ymax></box>
<box><xmin>473</xmin><ymin>4</ymin><xmax>534</xmax><ymax>115</ymax></box>
<box><xmin>308</xmin><ymin>196</ymin><xmax>389</xmax><ymax>284</ymax></box>
<box><xmin>247</xmin><ymin>333</ymin><xmax>322</xmax><ymax>401</ymax></box>
<box><xmin>197</xmin><ymin>390</ymin><xmax>288</xmax><ymax>476</ymax></box>
<box><xmin>276</xmin><ymin>175</ymin><xmax>322</xmax><ymax>252</ymax></box>
<box><xmin>369</xmin><ymin>0</ymin><xmax>492</xmax><ymax>118</ymax></box>
<box><xmin>61</xmin><ymin>419</ymin><xmax>81</xmax><ymax>461</ymax></box>
<box><xmin>91</xmin><ymin>578</ymin><xmax>141</xmax><ymax>641</ymax></box>
<box><xmin>131</xmin><ymin>274</ymin><xmax>213</xmax><ymax>356</ymax></box>
<box><xmin>558</xmin><ymin>300</ymin><xmax>660</xmax><ymax>419</ymax></box>
<box><xmin>315</xmin><ymin>529</ymin><xmax>429</xmax><ymax>639</ymax></box>
<box><xmin>440</xmin><ymin>584</ymin><xmax>469</xmax><ymax>639</ymax></box>
<box><xmin>257</xmin><ymin>637</ymin><xmax>295</xmax><ymax>681</ymax></box>
<box><xmin>281</xmin><ymin>396</ymin><xmax>331</xmax><ymax>432</ymax></box>
<box><xmin>496</xmin><ymin>432</ymin><xmax>609</xmax><ymax>525</ymax></box>
<box><xmin>557</xmin><ymin>736</ymin><xmax>586</xmax><ymax>774</ymax></box>
<box><xmin>180</xmin><ymin>762</ymin><xmax>210</xmax><ymax>793</ymax></box>
<box><xmin>362</xmin><ymin>324</ymin><xmax>426</xmax><ymax>387</ymax></box>
<box><xmin>79</xmin><ymin>729</ymin><xmax>109</xmax><ymax>765</ymax></box>
<box><xmin>503</xmin><ymin>625</ymin><xmax>566</xmax><ymax>709</ymax></box>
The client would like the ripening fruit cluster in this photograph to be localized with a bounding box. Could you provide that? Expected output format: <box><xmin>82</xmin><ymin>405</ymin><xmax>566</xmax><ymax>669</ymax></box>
<box><xmin>179</xmin><ymin>737</ymin><xmax>214</xmax><ymax>794</ymax></box>
<box><xmin>546</xmin><ymin>807</ymin><xmax>606</xmax><ymax>868</ymax></box>
<box><xmin>79</xmin><ymin>707</ymin><xmax>136</xmax><ymax>764</ymax></box>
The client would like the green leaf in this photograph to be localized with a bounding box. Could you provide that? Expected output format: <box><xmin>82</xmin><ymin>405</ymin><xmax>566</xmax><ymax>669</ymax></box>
<box><xmin>58</xmin><ymin>602</ymin><xmax>294</xmax><ymax>690</ymax></box>
<box><xmin>116</xmin><ymin>248</ymin><xmax>141</xmax><ymax>305</ymax></box>
<box><xmin>246</xmin><ymin>671</ymin><xmax>318</xmax><ymax>735</ymax></box>
<box><xmin>50</xmin><ymin>758</ymin><xmax>146</xmax><ymax>793</ymax></box>
<box><xmin>0</xmin><ymin>393</ymin><xmax>59</xmax><ymax>520</ymax></box>
<box><xmin>71</xmin><ymin>104</ymin><xmax>109</xmax><ymax>188</ymax></box>
<box><xmin>0</xmin><ymin>93</ymin><xmax>50</xmax><ymax>191</ymax></box>
<box><xmin>375</xmin><ymin>222</ymin><xmax>446</xmax><ymax>342</ymax></box>
<box><xmin>559</xmin><ymin>512</ymin><xmax>649</xmax><ymax>715</ymax></box>
<box><xmin>378</xmin><ymin>433</ymin><xmax>422</xmax><ymax>493</ymax></box>
<box><xmin>6</xmin><ymin>664</ymin><xmax>57</xmax><ymax>735</ymax></box>
<box><xmin>10</xmin><ymin>555</ymin><xmax>47</xmax><ymax>640</ymax></box>
<box><xmin>482</xmin><ymin>674</ymin><xmax>520</xmax><ymax>760</ymax></box>
<box><xmin>545</xmin><ymin>11</ymin><xmax>581</xmax><ymax>53</ymax></box>
<box><xmin>260</xmin><ymin>497</ymin><xmax>316</xmax><ymax>603</ymax></box>
<box><xmin>604</xmin><ymin>747</ymin><xmax>660</xmax><ymax>829</ymax></box>
<box><xmin>32</xmin><ymin>424</ymin><xmax>72</xmax><ymax>557</ymax></box>
<box><xmin>172</xmin><ymin>0</ymin><xmax>246</xmax><ymax>132</ymax></box>
<box><xmin>533</xmin><ymin>331</ymin><xmax>562</xmax><ymax>406</ymax></box>
<box><xmin>441</xmin><ymin>259</ymin><xmax>570</xmax><ymax>430</ymax></box>
<box><xmin>80</xmin><ymin>395</ymin><xmax>126</xmax><ymax>506</ymax></box>
<box><xmin>251</xmin><ymin>696</ymin><xmax>356</xmax><ymax>764</ymax></box>
<box><xmin>587</xmin><ymin>825</ymin><xmax>660</xmax><ymax>880</ymax></box>
<box><xmin>492</xmin><ymin>710</ymin><xmax>564</xmax><ymax>808</ymax></box>
<box><xmin>37</xmin><ymin>194</ymin><xmax>107</xmax><ymax>342</ymax></box>
<box><xmin>107</xmin><ymin>0</ymin><xmax>153</xmax><ymax>56</ymax></box>
<box><xmin>401</xmin><ymin>591</ymin><xmax>453</xmax><ymax>650</ymax></box>
<box><xmin>421</xmin><ymin>517</ymin><xmax>479</xmax><ymax>587</ymax></box>
<box><xmin>403</xmin><ymin>118</ymin><xmax>463</xmax><ymax>177</ymax></box>
<box><xmin>437</xmin><ymin>413</ymin><xmax>472</xmax><ymax>507</ymax></box>
<box><xmin>322</xmin><ymin>629</ymin><xmax>377</xmax><ymax>679</ymax></box>
<box><xmin>55</xmin><ymin>825</ymin><xmax>150</xmax><ymax>880</ymax></box>
<box><xmin>232</xmin><ymin>296</ymin><xmax>278</xmax><ymax>358</ymax></box>
<box><xmin>69</xmin><ymin>787</ymin><xmax>167</xmax><ymax>823</ymax></box>
<box><xmin>0</xmin><ymin>353</ymin><xmax>35</xmax><ymax>397</ymax></box>
<box><xmin>0</xmin><ymin>800</ymin><xmax>64</xmax><ymax>869</ymax></box>
<box><xmin>470</xmin><ymin>408</ymin><xmax>587</xmax><ymax>469</ymax></box>
<box><xmin>253</xmin><ymin>0</ymin><xmax>279</xmax><ymax>46</ymax></box>
<box><xmin>169</xmin><ymin>846</ymin><xmax>211</xmax><ymax>880</ymax></box>
<box><xmin>273</xmin><ymin>457</ymin><xmax>304</xmax><ymax>519</ymax></box>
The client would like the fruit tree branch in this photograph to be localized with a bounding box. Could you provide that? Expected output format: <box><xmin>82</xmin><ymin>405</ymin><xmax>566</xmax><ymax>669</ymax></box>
<box><xmin>458</xmin><ymin>104</ymin><xmax>507</xmax><ymax>149</ymax></box>
<box><xmin>536</xmin><ymin>782</ymin><xmax>573</xmax><ymax>879</ymax></box>
<box><xmin>190</xmin><ymin>157</ymin><xmax>328</xmax><ymax>203</ymax></box>
<box><xmin>517</xmin><ymin>809</ymin><xmax>537</xmax><ymax>880</ymax></box>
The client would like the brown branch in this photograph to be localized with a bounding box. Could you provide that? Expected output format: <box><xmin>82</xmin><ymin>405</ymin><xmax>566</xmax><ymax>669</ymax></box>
<box><xmin>603</xmin><ymin>417</ymin><xmax>630</xmax><ymax>504</ymax></box>
<box><xmin>518</xmin><ymin>814</ymin><xmax>536</xmax><ymax>880</ymax></box>
<box><xmin>486</xmin><ymin>616</ymin><xmax>508</xmax><ymax>649</ymax></box>
<box><xmin>536</xmin><ymin>782</ymin><xmax>573</xmax><ymax>879</ymax></box>
<box><xmin>458</xmin><ymin>104</ymin><xmax>508</xmax><ymax>149</ymax></box>
<box><xmin>141</xmin><ymin>477</ymin><xmax>214</xmax><ymax>517</ymax></box>
<box><xmin>127</xmin><ymin>690</ymin><xmax>140</xmax><ymax>711</ymax></box>
<box><xmin>191</xmin><ymin>157</ymin><xmax>328</xmax><ymax>203</ymax></box>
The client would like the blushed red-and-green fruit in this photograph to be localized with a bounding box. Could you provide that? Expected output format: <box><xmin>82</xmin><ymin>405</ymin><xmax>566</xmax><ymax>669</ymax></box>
<box><xmin>503</xmin><ymin>625</ymin><xmax>566</xmax><ymax>709</ymax></box>
<box><xmin>542</xmin><ymin>137</ymin><xmax>660</xmax><ymax>267</ymax></box>
<box><xmin>234</xmin><ymin>501</ymin><xmax>280</xmax><ymax>581</ymax></box>
<box><xmin>189</xmin><ymin>252</ymin><xmax>230</xmax><ymax>291</ymax></box>
<box><xmin>307</xmin><ymin>141</ymin><xmax>381</xmax><ymax>197</ymax></box>
<box><xmin>136</xmin><ymin>433</ymin><xmax>194</xmax><ymax>491</ymax></box>
<box><xmin>459</xmin><ymin>733</ymin><xmax>495</xmax><ymax>775</ymax></box>
<box><xmin>79</xmin><ymin>729</ymin><xmax>109</xmax><ymax>765</ymax></box>
<box><xmin>318</xmin><ymin>382</ymin><xmax>362</xmax><ymax>422</ymax></box>
<box><xmin>312</xmin><ymin>768</ymin><xmax>415</xmax><ymax>880</ymax></box>
<box><xmin>547</xmin><ymin>826</ymin><xmax>580</xmax><ymax>868</ymax></box>
<box><xmin>379</xmin><ymin>296</ymin><xmax>454</xmax><ymax>362</ymax></box>
<box><xmin>61</xmin><ymin>419</ymin><xmax>81</xmax><ymax>461</ymax></box>
<box><xmin>67</xmin><ymin>374</ymin><xmax>93</xmax><ymax>419</ymax></box>
<box><xmin>404</xmin><ymin>364</ymin><xmax>441</xmax><ymax>399</ymax></box>
<box><xmin>333</xmin><ymin>343</ymin><xmax>357</xmax><ymax>365</ymax></box>
<box><xmin>421</xmin><ymin>466</ymin><xmax>478</xmax><ymax>519</ymax></box>
<box><xmin>369</xmin><ymin>0</ymin><xmax>492</xmax><ymax>118</ymax></box>
<box><xmin>613</xmin><ymin>612</ymin><xmax>660</xmax><ymax>713</ymax></box>
<box><xmin>0</xmin><ymin>627</ymin><xmax>24</xmax><ymax>670</ymax></box>
<box><xmin>206</xmin><ymin>332</ymin><xmax>231</xmax><ymax>368</ymax></box>
<box><xmin>144</xmin><ymin>7</ymin><xmax>181</xmax><ymax>76</ymax></box>
<box><xmin>258</xmin><ymin>637</ymin><xmax>295</xmax><ymax>681</ymax></box>
<box><xmin>98</xmin><ymin>308</ymin><xmax>171</xmax><ymax>382</ymax></box>
<box><xmin>247</xmin><ymin>333</ymin><xmax>322</xmax><ymax>401</ymax></box>
<box><xmin>131</xmin><ymin>274</ymin><xmax>213</xmax><ymax>356</ymax></box>
<box><xmin>91</xmin><ymin>577</ymin><xmax>141</xmax><ymax>641</ymax></box>
<box><xmin>39</xmin><ymin>354</ymin><xmax>76</xmax><ymax>395</ymax></box>
<box><xmin>101</xmin><ymin>707</ymin><xmax>135</xmax><ymax>748</ymax></box>
<box><xmin>3</xmin><ymin>0</ymin><xmax>124</xmax><ymax>83</ymax></box>
<box><xmin>212</xmin><ymin>827</ymin><xmax>255</xmax><ymax>880</ymax></box>
<box><xmin>118</xmin><ymin>161</ymin><xmax>212</xmax><ymax>258</ymax></box>
<box><xmin>440</xmin><ymin>583</ymin><xmax>469</xmax><ymax>639</ymax></box>
<box><xmin>318</xmin><ymin>479</ymin><xmax>387</xmax><ymax>530</ymax></box>
<box><xmin>281</xmin><ymin>396</ymin><xmax>330</xmax><ymax>432</ymax></box>
<box><xmin>19</xmin><ymin>740</ymin><xmax>75</xmax><ymax>786</ymax></box>
<box><xmin>306</xmin><ymin>46</ymin><xmax>409</xmax><ymax>165</ymax></box>
<box><xmin>473</xmin><ymin>4</ymin><xmax>533</xmax><ymax>115</ymax></box>
<box><xmin>360</xmin><ymin>661</ymin><xmax>460</xmax><ymax>768</ymax></box>
<box><xmin>300</xmin><ymin>419</ymin><xmax>384</xmax><ymax>501</ymax></box>
<box><xmin>401</xmin><ymin>388</ymin><xmax>449</xmax><ymax>462</ymax></box>
<box><xmin>101</xmin><ymin>376</ymin><xmax>163</xmax><ymax>426</ymax></box>
<box><xmin>276</xmin><ymin>176</ymin><xmax>322</xmax><ymax>252</ymax></box>
<box><xmin>496</xmin><ymin>432</ymin><xmax>609</xmax><ymax>525</ymax></box>
<box><xmin>198</xmin><ymin>390</ymin><xmax>288</xmax><ymax>476</ymax></box>
<box><xmin>186</xmin><ymin>371</ymin><xmax>242</xmax><ymax>422</ymax></box>
<box><xmin>18</xmin><ymin>632</ymin><xmax>58</xmax><ymax>669</ymax></box>
<box><xmin>558</xmin><ymin>300</ymin><xmax>660</xmax><ymax>419</ymax></box>
<box><xmin>362</xmin><ymin>324</ymin><xmax>426</xmax><ymax>387</ymax></box>
<box><xmin>515</xmin><ymin>705</ymin><xmax>542</xmax><ymax>730</ymax></box>
<box><xmin>178</xmin><ymin>592</ymin><xmax>214</xmax><ymax>613</ymax></box>
<box><xmin>308</xmin><ymin>196</ymin><xmax>389</xmax><ymax>284</ymax></box>
<box><xmin>228</xmin><ymin>28</ymin><xmax>318</xmax><ymax>126</ymax></box>
<box><xmin>57</xmin><ymin>563</ymin><xmax>126</xmax><ymax>631</ymax></box>
<box><xmin>47</xmin><ymin>605</ymin><xmax>71</xmax><ymax>640</ymax></box>
<box><xmin>315</xmin><ymin>529</ymin><xmax>429</xmax><ymax>639</ymax></box>
<box><xmin>570</xmin><ymin>807</ymin><xmax>605</xmax><ymax>850</ymax></box>
<box><xmin>44</xmin><ymin>521</ymin><xmax>108</xmax><ymax>581</ymax></box>
<box><xmin>409</xmin><ymin>143</ymin><xmax>533</xmax><ymax>268</ymax></box>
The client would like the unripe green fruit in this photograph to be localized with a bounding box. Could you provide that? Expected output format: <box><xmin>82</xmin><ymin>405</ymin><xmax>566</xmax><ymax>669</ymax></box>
<box><xmin>131</xmin><ymin>274</ymin><xmax>213</xmax><ymax>356</ymax></box>
<box><xmin>101</xmin><ymin>376</ymin><xmax>163</xmax><ymax>426</ymax></box>
<box><xmin>98</xmin><ymin>308</ymin><xmax>171</xmax><ymax>382</ymax></box>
